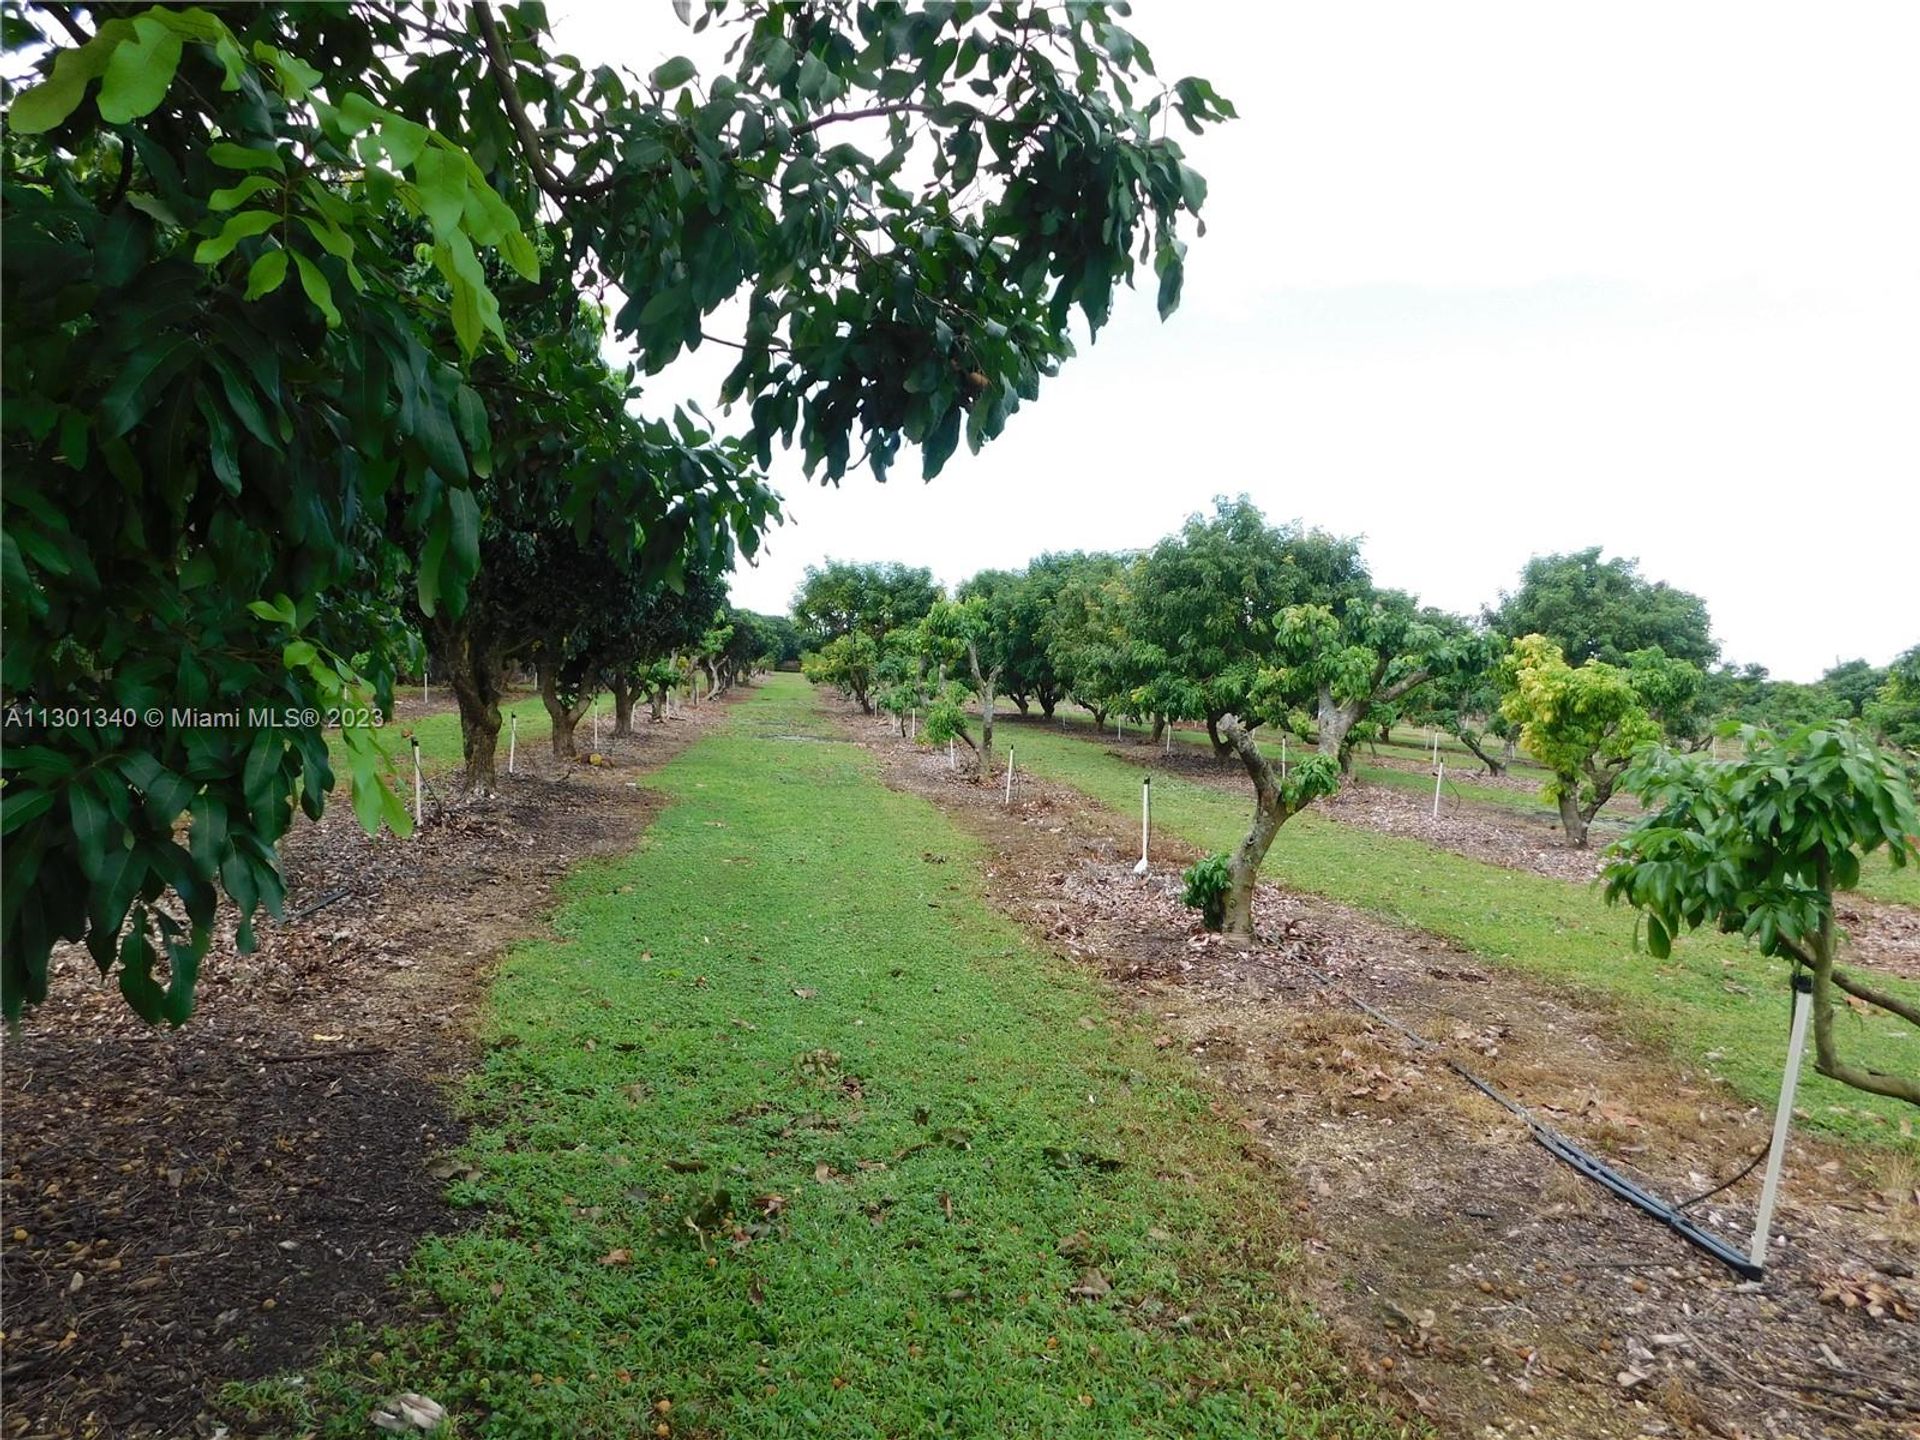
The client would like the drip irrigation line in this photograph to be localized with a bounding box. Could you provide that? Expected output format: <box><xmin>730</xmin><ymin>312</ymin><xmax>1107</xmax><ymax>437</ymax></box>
<box><xmin>1249</xmin><ymin>943</ymin><xmax>1764</xmax><ymax>1279</ymax></box>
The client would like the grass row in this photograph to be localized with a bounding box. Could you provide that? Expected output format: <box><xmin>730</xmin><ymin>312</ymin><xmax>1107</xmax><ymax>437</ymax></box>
<box><xmin>984</xmin><ymin>720</ymin><xmax>1919</xmax><ymax>1148</ymax></box>
<box><xmin>229</xmin><ymin>674</ymin><xmax>1411</xmax><ymax>1438</ymax></box>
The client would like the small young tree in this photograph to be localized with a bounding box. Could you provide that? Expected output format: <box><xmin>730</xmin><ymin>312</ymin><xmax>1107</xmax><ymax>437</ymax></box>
<box><xmin>801</xmin><ymin>633</ymin><xmax>880</xmax><ymax>714</ymax></box>
<box><xmin>920</xmin><ymin>595</ymin><xmax>1003</xmax><ymax>777</ymax></box>
<box><xmin>1499</xmin><ymin>635</ymin><xmax>1676</xmax><ymax>847</ymax></box>
<box><xmin>1604</xmin><ymin>723</ymin><xmax>1920</xmax><ymax>1105</ymax></box>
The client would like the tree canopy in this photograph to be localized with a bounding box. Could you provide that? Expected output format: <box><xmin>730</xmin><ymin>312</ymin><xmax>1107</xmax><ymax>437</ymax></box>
<box><xmin>3</xmin><ymin>0</ymin><xmax>1225</xmax><ymax>1021</ymax></box>
<box><xmin>1488</xmin><ymin>548</ymin><xmax>1717</xmax><ymax>669</ymax></box>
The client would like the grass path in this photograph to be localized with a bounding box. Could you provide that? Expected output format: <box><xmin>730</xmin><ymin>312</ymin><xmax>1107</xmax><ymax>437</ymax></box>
<box><xmin>233</xmin><ymin>675</ymin><xmax>1408</xmax><ymax>1439</ymax></box>
<box><xmin>990</xmin><ymin>721</ymin><xmax>1920</xmax><ymax>1148</ymax></box>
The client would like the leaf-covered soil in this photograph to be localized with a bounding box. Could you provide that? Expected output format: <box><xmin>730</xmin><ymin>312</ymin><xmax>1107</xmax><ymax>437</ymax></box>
<box><xmin>0</xmin><ymin>704</ymin><xmax>733</xmax><ymax>1440</ymax></box>
<box><xmin>837</xmin><ymin>703</ymin><xmax>1920</xmax><ymax>1439</ymax></box>
<box><xmin>1139</xmin><ymin>734</ymin><xmax>1920</xmax><ymax>985</ymax></box>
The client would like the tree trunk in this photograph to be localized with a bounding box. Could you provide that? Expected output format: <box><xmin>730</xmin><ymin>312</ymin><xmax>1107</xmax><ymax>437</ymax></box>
<box><xmin>977</xmin><ymin>680</ymin><xmax>997</xmax><ymax>778</ymax></box>
<box><xmin>1457</xmin><ymin>728</ymin><xmax>1506</xmax><ymax>776</ymax></box>
<box><xmin>1556</xmin><ymin>787</ymin><xmax>1590</xmax><ymax>848</ymax></box>
<box><xmin>1091</xmin><ymin>704</ymin><xmax>1108</xmax><ymax>730</ymax></box>
<box><xmin>649</xmin><ymin>686</ymin><xmax>667</xmax><ymax>723</ymax></box>
<box><xmin>1151</xmin><ymin>714</ymin><xmax>1167</xmax><ymax>745</ymax></box>
<box><xmin>538</xmin><ymin>659</ymin><xmax>588</xmax><ymax>760</ymax></box>
<box><xmin>1011</xmin><ymin>693</ymin><xmax>1030</xmax><ymax>716</ymax></box>
<box><xmin>1503</xmin><ymin>737</ymin><xmax>1518</xmax><ymax>764</ymax></box>
<box><xmin>1206</xmin><ymin>712</ymin><xmax>1231</xmax><ymax>760</ymax></box>
<box><xmin>1038</xmin><ymin>686</ymin><xmax>1058</xmax><ymax>720</ymax></box>
<box><xmin>437</xmin><ymin>614</ymin><xmax>503</xmax><ymax>794</ymax></box>
<box><xmin>1317</xmin><ymin>690</ymin><xmax>1361</xmax><ymax>775</ymax></box>
<box><xmin>1217</xmin><ymin>715</ymin><xmax>1294</xmax><ymax>941</ymax></box>
<box><xmin>611</xmin><ymin>676</ymin><xmax>635</xmax><ymax>737</ymax></box>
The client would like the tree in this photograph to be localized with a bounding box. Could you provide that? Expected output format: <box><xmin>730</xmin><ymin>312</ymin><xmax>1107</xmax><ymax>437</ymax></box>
<box><xmin>1041</xmin><ymin>552</ymin><xmax>1132</xmax><ymax>728</ymax></box>
<box><xmin>1497</xmin><ymin>635</ymin><xmax>1693</xmax><ymax>847</ymax></box>
<box><xmin>1263</xmin><ymin>593</ymin><xmax>1478</xmax><ymax>774</ymax></box>
<box><xmin>792</xmin><ymin>560</ymin><xmax>941</xmax><ymax>645</ymax></box>
<box><xmin>1821</xmin><ymin>659</ymin><xmax>1888</xmax><ymax>721</ymax></box>
<box><xmin>802</xmin><ymin>632</ymin><xmax>880</xmax><ymax>714</ymax></box>
<box><xmin>1605</xmin><ymin>723</ymin><xmax>1920</xmax><ymax>1106</ymax></box>
<box><xmin>920</xmin><ymin>591</ymin><xmax>1008</xmax><ymax>777</ymax></box>
<box><xmin>1866</xmin><ymin>645</ymin><xmax>1920</xmax><ymax>754</ymax></box>
<box><xmin>1408</xmin><ymin>647</ymin><xmax>1513</xmax><ymax>775</ymax></box>
<box><xmin>4</xmin><ymin>1</ymin><xmax>1226</xmax><ymax>1020</ymax></box>
<box><xmin>745</xmin><ymin>612</ymin><xmax>803</xmax><ymax>669</ymax></box>
<box><xmin>1488</xmin><ymin>548</ymin><xmax>1718</xmax><ymax>668</ymax></box>
<box><xmin>1126</xmin><ymin>498</ymin><xmax>1364</xmax><ymax>758</ymax></box>
<box><xmin>602</xmin><ymin>572</ymin><xmax>729</xmax><ymax>737</ymax></box>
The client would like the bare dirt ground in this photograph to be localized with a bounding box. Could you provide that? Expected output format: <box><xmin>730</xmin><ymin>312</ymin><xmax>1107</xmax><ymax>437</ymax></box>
<box><xmin>834</xmin><ymin>702</ymin><xmax>1920</xmax><ymax>1440</ymax></box>
<box><xmin>0</xmin><ymin>701</ymin><xmax>733</xmax><ymax>1440</ymax></box>
<box><xmin>1120</xmin><ymin>730</ymin><xmax>1920</xmax><ymax>987</ymax></box>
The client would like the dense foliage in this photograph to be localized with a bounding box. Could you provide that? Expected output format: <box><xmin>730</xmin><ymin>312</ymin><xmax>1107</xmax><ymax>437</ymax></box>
<box><xmin>4</xmin><ymin>0</ymin><xmax>1225</xmax><ymax>1020</ymax></box>
<box><xmin>1488</xmin><ymin>547</ymin><xmax>1718</xmax><ymax>669</ymax></box>
<box><xmin>1606</xmin><ymin>723</ymin><xmax>1919</xmax><ymax>1104</ymax></box>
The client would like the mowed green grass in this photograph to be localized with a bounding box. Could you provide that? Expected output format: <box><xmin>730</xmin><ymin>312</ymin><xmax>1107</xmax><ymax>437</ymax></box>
<box><xmin>993</xmin><ymin>723</ymin><xmax>1920</xmax><ymax>1148</ymax></box>
<box><xmin>228</xmin><ymin>674</ymin><xmax>1410</xmax><ymax>1439</ymax></box>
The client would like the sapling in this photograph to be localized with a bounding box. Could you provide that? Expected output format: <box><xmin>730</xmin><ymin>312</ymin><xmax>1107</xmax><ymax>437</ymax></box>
<box><xmin>1604</xmin><ymin>722</ymin><xmax>1920</xmax><ymax>1105</ymax></box>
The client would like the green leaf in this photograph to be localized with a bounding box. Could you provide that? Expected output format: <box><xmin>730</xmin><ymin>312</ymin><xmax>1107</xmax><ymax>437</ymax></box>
<box><xmin>282</xmin><ymin>639</ymin><xmax>317</xmax><ymax>667</ymax></box>
<box><xmin>97</xmin><ymin>17</ymin><xmax>184</xmax><ymax>124</ymax></box>
<box><xmin>1646</xmin><ymin>913</ymin><xmax>1671</xmax><ymax>959</ymax></box>
<box><xmin>7</xmin><ymin>19</ymin><xmax>131</xmax><ymax>134</ymax></box>
<box><xmin>292</xmin><ymin>252</ymin><xmax>341</xmax><ymax>326</ymax></box>
<box><xmin>243</xmin><ymin>248</ymin><xmax>289</xmax><ymax>300</ymax></box>
<box><xmin>209</xmin><ymin>174</ymin><xmax>278</xmax><ymax>211</ymax></box>
<box><xmin>208</xmin><ymin>140</ymin><xmax>284</xmax><ymax>172</ymax></box>
<box><xmin>651</xmin><ymin>55</ymin><xmax>697</xmax><ymax>89</ymax></box>
<box><xmin>193</xmin><ymin>210</ymin><xmax>278</xmax><ymax>265</ymax></box>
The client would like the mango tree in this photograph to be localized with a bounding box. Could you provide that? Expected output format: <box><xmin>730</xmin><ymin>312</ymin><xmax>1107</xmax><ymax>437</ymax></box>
<box><xmin>919</xmin><ymin>593</ymin><xmax>1006</xmax><ymax>778</ymax></box>
<box><xmin>1605</xmin><ymin>723</ymin><xmax>1920</xmax><ymax>1105</ymax></box>
<box><xmin>4</xmin><ymin>0</ymin><xmax>1226</xmax><ymax>1019</ymax></box>
<box><xmin>1498</xmin><ymin>635</ymin><xmax>1702</xmax><ymax>847</ymax></box>
<box><xmin>1041</xmin><ymin>552</ymin><xmax>1133</xmax><ymax>728</ymax></box>
<box><xmin>801</xmin><ymin>632</ymin><xmax>880</xmax><ymax>714</ymax></box>
<box><xmin>1126</xmin><ymin>499</ymin><xmax>1364</xmax><ymax>758</ymax></box>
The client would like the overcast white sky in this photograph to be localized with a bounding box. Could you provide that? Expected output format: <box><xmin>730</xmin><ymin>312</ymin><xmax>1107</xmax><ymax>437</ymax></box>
<box><xmin>553</xmin><ymin>1</ymin><xmax>1920</xmax><ymax>681</ymax></box>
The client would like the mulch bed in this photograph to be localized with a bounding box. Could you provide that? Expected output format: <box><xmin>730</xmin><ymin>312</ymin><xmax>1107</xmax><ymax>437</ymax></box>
<box><xmin>0</xmin><ymin>701</ymin><xmax>732</xmax><ymax>1440</ymax></box>
<box><xmin>835</xmin><ymin>700</ymin><xmax>1920</xmax><ymax>1440</ymax></box>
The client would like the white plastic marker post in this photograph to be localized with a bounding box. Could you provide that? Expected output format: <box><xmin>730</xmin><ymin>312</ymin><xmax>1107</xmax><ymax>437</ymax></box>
<box><xmin>1432</xmin><ymin>758</ymin><xmax>1444</xmax><ymax>819</ymax></box>
<box><xmin>910</xmin><ymin>709</ymin><xmax>917</xmax><ymax>741</ymax></box>
<box><xmin>1004</xmin><ymin>748</ymin><xmax>1015</xmax><ymax>806</ymax></box>
<box><xmin>1165</xmin><ymin>723</ymin><xmax>1172</xmax><ymax>755</ymax></box>
<box><xmin>423</xmin><ymin>675</ymin><xmax>429</xmax><ymax>705</ymax></box>
<box><xmin>592</xmin><ymin>704</ymin><xmax>600</xmax><ymax>751</ymax></box>
<box><xmin>508</xmin><ymin>714</ymin><xmax>517</xmax><ymax>774</ymax></box>
<box><xmin>949</xmin><ymin>737</ymin><xmax>956</xmax><ymax>770</ymax></box>
<box><xmin>1134</xmin><ymin>775</ymin><xmax>1151</xmax><ymax>874</ymax></box>
<box><xmin>1116</xmin><ymin>716</ymin><xmax>1123</xmax><ymax>740</ymax></box>
<box><xmin>1280</xmin><ymin>732</ymin><xmax>1288</xmax><ymax>782</ymax></box>
<box><xmin>410</xmin><ymin>737</ymin><xmax>423</xmax><ymax>832</ymax></box>
<box><xmin>1749</xmin><ymin>974</ymin><xmax>1815</xmax><ymax>1270</ymax></box>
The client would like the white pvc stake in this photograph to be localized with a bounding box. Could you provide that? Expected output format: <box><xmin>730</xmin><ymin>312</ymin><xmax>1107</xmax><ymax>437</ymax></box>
<box><xmin>1165</xmin><ymin>724</ymin><xmax>1172</xmax><ymax>755</ymax></box>
<box><xmin>1134</xmin><ymin>776</ymin><xmax>1151</xmax><ymax>874</ymax></box>
<box><xmin>1116</xmin><ymin>716</ymin><xmax>1123</xmax><ymax>740</ymax></box>
<box><xmin>949</xmin><ymin>737</ymin><xmax>956</xmax><ymax>770</ymax></box>
<box><xmin>1432</xmin><ymin>758</ymin><xmax>1444</xmax><ymax>819</ymax></box>
<box><xmin>1431</xmin><ymin>728</ymin><xmax>1439</xmax><ymax>768</ymax></box>
<box><xmin>423</xmin><ymin>676</ymin><xmax>429</xmax><ymax>705</ymax></box>
<box><xmin>1749</xmin><ymin>975</ymin><xmax>1814</xmax><ymax>1269</ymax></box>
<box><xmin>1280</xmin><ymin>733</ymin><xmax>1288</xmax><ymax>781</ymax></box>
<box><xmin>508</xmin><ymin>714</ymin><xmax>517</xmax><ymax>774</ymax></box>
<box><xmin>1004</xmin><ymin>748</ymin><xmax>1015</xmax><ymax>806</ymax></box>
<box><xmin>411</xmin><ymin>738</ymin><xmax>423</xmax><ymax>832</ymax></box>
<box><xmin>910</xmin><ymin>709</ymin><xmax>916</xmax><ymax>740</ymax></box>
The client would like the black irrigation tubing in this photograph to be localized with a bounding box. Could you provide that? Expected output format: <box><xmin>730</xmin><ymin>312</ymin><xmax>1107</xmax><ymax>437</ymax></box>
<box><xmin>1251</xmin><ymin>945</ymin><xmax>1765</xmax><ymax>1280</ymax></box>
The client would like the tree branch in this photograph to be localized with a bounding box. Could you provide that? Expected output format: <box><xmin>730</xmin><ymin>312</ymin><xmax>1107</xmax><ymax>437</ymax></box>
<box><xmin>1831</xmin><ymin>966</ymin><xmax>1920</xmax><ymax>1028</ymax></box>
<box><xmin>472</xmin><ymin>1</ymin><xmax>612</xmax><ymax>202</ymax></box>
<box><xmin>788</xmin><ymin>102</ymin><xmax>934</xmax><ymax>141</ymax></box>
<box><xmin>1378</xmin><ymin>665</ymin><xmax>1435</xmax><ymax>706</ymax></box>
